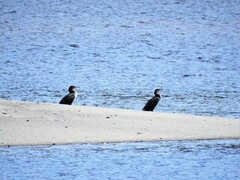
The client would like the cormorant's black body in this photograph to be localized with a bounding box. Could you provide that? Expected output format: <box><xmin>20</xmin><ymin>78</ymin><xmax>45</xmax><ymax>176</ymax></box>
<box><xmin>59</xmin><ymin>86</ymin><xmax>77</xmax><ymax>105</ymax></box>
<box><xmin>143</xmin><ymin>89</ymin><xmax>161</xmax><ymax>111</ymax></box>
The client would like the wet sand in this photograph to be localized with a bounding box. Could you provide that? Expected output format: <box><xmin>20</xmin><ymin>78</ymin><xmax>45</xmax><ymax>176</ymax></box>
<box><xmin>0</xmin><ymin>99</ymin><xmax>239</xmax><ymax>146</ymax></box>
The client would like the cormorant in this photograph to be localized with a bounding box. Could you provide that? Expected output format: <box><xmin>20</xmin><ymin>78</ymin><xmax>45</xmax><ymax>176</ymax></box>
<box><xmin>143</xmin><ymin>89</ymin><xmax>161</xmax><ymax>111</ymax></box>
<box><xmin>59</xmin><ymin>86</ymin><xmax>77</xmax><ymax>105</ymax></box>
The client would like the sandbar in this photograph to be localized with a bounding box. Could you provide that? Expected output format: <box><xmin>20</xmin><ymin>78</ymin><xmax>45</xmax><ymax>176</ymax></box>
<box><xmin>0</xmin><ymin>99</ymin><xmax>239</xmax><ymax>146</ymax></box>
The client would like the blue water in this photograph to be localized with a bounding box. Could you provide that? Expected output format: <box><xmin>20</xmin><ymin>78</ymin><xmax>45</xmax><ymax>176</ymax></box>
<box><xmin>1</xmin><ymin>1</ymin><xmax>240</xmax><ymax>179</ymax></box>
<box><xmin>0</xmin><ymin>0</ymin><xmax>240</xmax><ymax>118</ymax></box>
<box><xmin>0</xmin><ymin>140</ymin><xmax>240</xmax><ymax>179</ymax></box>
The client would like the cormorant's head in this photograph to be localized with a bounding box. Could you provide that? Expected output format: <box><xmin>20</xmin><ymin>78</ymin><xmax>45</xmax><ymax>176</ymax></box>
<box><xmin>154</xmin><ymin>89</ymin><xmax>160</xmax><ymax>96</ymax></box>
<box><xmin>68</xmin><ymin>86</ymin><xmax>77</xmax><ymax>93</ymax></box>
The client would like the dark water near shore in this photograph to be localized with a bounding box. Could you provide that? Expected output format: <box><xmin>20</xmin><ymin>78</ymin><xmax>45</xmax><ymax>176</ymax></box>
<box><xmin>0</xmin><ymin>0</ymin><xmax>240</xmax><ymax>118</ymax></box>
<box><xmin>1</xmin><ymin>140</ymin><xmax>240</xmax><ymax>179</ymax></box>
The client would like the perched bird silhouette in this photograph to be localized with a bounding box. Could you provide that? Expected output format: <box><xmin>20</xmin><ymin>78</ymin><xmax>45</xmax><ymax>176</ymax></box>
<box><xmin>143</xmin><ymin>89</ymin><xmax>161</xmax><ymax>111</ymax></box>
<box><xmin>59</xmin><ymin>86</ymin><xmax>77</xmax><ymax>105</ymax></box>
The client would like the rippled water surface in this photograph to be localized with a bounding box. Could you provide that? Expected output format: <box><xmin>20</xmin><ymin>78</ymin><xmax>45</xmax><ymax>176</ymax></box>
<box><xmin>0</xmin><ymin>0</ymin><xmax>239</xmax><ymax>118</ymax></box>
<box><xmin>1</xmin><ymin>140</ymin><xmax>240</xmax><ymax>179</ymax></box>
<box><xmin>1</xmin><ymin>1</ymin><xmax>240</xmax><ymax>179</ymax></box>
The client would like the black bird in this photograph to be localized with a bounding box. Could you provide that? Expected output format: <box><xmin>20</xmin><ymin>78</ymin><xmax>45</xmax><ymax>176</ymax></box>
<box><xmin>143</xmin><ymin>89</ymin><xmax>161</xmax><ymax>111</ymax></box>
<box><xmin>59</xmin><ymin>86</ymin><xmax>77</xmax><ymax>105</ymax></box>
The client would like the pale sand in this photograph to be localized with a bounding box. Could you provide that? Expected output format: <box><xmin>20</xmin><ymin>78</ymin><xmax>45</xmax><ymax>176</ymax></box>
<box><xmin>0</xmin><ymin>99</ymin><xmax>239</xmax><ymax>146</ymax></box>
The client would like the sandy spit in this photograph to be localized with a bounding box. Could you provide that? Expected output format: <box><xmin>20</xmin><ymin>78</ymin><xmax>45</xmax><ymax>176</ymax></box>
<box><xmin>0</xmin><ymin>99</ymin><xmax>239</xmax><ymax>146</ymax></box>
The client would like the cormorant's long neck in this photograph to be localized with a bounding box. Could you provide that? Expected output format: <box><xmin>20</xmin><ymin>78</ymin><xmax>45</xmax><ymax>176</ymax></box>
<box><xmin>70</xmin><ymin>90</ymin><xmax>77</xmax><ymax>98</ymax></box>
<box><xmin>155</xmin><ymin>94</ymin><xmax>160</xmax><ymax>98</ymax></box>
<box><xmin>69</xmin><ymin>89</ymin><xmax>76</xmax><ymax>94</ymax></box>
